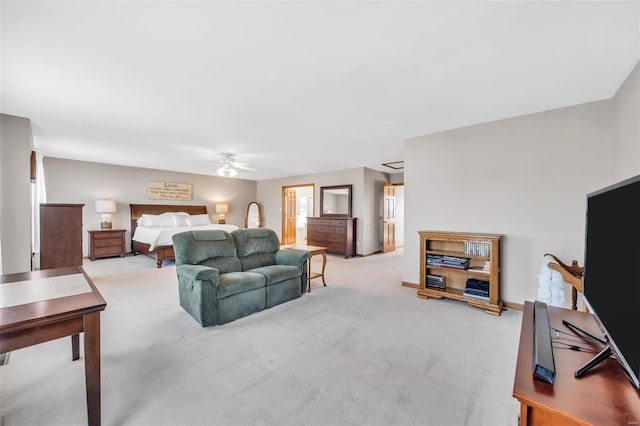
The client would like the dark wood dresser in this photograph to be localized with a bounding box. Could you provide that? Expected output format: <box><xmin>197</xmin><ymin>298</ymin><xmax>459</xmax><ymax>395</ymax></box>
<box><xmin>88</xmin><ymin>229</ymin><xmax>126</xmax><ymax>260</ymax></box>
<box><xmin>40</xmin><ymin>203</ymin><xmax>84</xmax><ymax>269</ymax></box>
<box><xmin>307</xmin><ymin>217</ymin><xmax>356</xmax><ymax>258</ymax></box>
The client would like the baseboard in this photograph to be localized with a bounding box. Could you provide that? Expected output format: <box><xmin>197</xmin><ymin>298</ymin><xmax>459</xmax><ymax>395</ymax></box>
<box><xmin>356</xmin><ymin>250</ymin><xmax>382</xmax><ymax>257</ymax></box>
<box><xmin>402</xmin><ymin>281</ymin><xmax>522</xmax><ymax>310</ymax></box>
<box><xmin>504</xmin><ymin>301</ymin><xmax>524</xmax><ymax>311</ymax></box>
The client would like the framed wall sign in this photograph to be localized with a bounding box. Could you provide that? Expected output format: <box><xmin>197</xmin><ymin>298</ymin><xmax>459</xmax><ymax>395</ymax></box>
<box><xmin>147</xmin><ymin>181</ymin><xmax>193</xmax><ymax>200</ymax></box>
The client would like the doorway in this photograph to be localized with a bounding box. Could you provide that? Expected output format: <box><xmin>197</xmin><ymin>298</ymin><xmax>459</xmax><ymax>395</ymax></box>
<box><xmin>382</xmin><ymin>184</ymin><xmax>404</xmax><ymax>253</ymax></box>
<box><xmin>281</xmin><ymin>184</ymin><xmax>315</xmax><ymax>245</ymax></box>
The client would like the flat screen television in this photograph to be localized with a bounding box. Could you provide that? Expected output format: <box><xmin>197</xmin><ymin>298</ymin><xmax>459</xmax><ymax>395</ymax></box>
<box><xmin>580</xmin><ymin>174</ymin><xmax>640</xmax><ymax>391</ymax></box>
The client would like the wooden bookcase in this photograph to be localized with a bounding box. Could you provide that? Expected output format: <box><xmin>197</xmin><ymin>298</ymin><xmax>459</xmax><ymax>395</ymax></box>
<box><xmin>417</xmin><ymin>231</ymin><xmax>503</xmax><ymax>315</ymax></box>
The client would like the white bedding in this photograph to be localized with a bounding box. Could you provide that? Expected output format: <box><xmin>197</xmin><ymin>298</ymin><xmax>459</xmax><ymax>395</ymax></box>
<box><xmin>132</xmin><ymin>224</ymin><xmax>239</xmax><ymax>251</ymax></box>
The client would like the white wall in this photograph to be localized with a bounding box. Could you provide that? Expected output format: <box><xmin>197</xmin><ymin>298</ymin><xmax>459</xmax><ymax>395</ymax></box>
<box><xmin>389</xmin><ymin>173</ymin><xmax>404</xmax><ymax>184</ymax></box>
<box><xmin>0</xmin><ymin>114</ymin><xmax>32</xmax><ymax>274</ymax></box>
<box><xmin>394</xmin><ymin>185</ymin><xmax>404</xmax><ymax>247</ymax></box>
<box><xmin>403</xmin><ymin>100</ymin><xmax>614</xmax><ymax>305</ymax></box>
<box><xmin>612</xmin><ymin>61</ymin><xmax>640</xmax><ymax>182</ymax></box>
<box><xmin>44</xmin><ymin>157</ymin><xmax>257</xmax><ymax>256</ymax></box>
<box><xmin>257</xmin><ymin>167</ymin><xmax>390</xmax><ymax>255</ymax></box>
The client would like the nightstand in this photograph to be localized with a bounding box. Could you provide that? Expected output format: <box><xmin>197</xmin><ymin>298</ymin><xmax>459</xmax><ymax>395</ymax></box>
<box><xmin>88</xmin><ymin>229</ymin><xmax>126</xmax><ymax>260</ymax></box>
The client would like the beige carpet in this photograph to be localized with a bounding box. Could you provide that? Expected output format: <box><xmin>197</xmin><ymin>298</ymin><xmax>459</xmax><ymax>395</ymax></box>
<box><xmin>0</xmin><ymin>249</ymin><xmax>522</xmax><ymax>426</ymax></box>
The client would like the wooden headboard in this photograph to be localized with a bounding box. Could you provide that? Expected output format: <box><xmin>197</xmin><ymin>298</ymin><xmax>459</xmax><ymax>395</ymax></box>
<box><xmin>130</xmin><ymin>204</ymin><xmax>208</xmax><ymax>237</ymax></box>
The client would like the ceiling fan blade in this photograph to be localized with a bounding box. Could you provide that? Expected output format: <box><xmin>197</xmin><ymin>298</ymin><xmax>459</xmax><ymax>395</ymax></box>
<box><xmin>234</xmin><ymin>164</ymin><xmax>256</xmax><ymax>172</ymax></box>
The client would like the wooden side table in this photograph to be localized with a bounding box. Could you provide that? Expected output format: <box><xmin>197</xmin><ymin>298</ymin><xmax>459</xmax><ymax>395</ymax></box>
<box><xmin>88</xmin><ymin>229</ymin><xmax>126</xmax><ymax>261</ymax></box>
<box><xmin>513</xmin><ymin>302</ymin><xmax>640</xmax><ymax>425</ymax></box>
<box><xmin>1</xmin><ymin>266</ymin><xmax>107</xmax><ymax>425</ymax></box>
<box><xmin>284</xmin><ymin>243</ymin><xmax>327</xmax><ymax>292</ymax></box>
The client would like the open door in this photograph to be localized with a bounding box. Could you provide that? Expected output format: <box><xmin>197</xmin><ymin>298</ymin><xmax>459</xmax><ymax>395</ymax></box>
<box><xmin>285</xmin><ymin>188</ymin><xmax>297</xmax><ymax>245</ymax></box>
<box><xmin>281</xmin><ymin>184</ymin><xmax>315</xmax><ymax>245</ymax></box>
<box><xmin>382</xmin><ymin>184</ymin><xmax>396</xmax><ymax>253</ymax></box>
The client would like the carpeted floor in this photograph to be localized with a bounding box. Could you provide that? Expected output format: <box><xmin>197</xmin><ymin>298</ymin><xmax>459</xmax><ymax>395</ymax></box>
<box><xmin>0</xmin><ymin>249</ymin><xmax>522</xmax><ymax>426</ymax></box>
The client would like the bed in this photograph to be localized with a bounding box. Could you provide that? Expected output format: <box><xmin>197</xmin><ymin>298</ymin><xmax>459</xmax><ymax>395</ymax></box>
<box><xmin>130</xmin><ymin>204</ymin><xmax>238</xmax><ymax>268</ymax></box>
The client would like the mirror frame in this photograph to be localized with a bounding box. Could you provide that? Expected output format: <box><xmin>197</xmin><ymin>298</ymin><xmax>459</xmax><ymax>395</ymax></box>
<box><xmin>320</xmin><ymin>184</ymin><xmax>352</xmax><ymax>218</ymax></box>
<box><xmin>245</xmin><ymin>201</ymin><xmax>262</xmax><ymax>228</ymax></box>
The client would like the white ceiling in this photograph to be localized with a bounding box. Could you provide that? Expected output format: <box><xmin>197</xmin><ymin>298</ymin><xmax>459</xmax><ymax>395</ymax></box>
<box><xmin>2</xmin><ymin>1</ymin><xmax>639</xmax><ymax>181</ymax></box>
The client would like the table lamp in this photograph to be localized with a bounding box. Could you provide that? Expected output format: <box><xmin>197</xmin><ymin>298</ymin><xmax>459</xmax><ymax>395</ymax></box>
<box><xmin>95</xmin><ymin>200</ymin><xmax>117</xmax><ymax>229</ymax></box>
<box><xmin>216</xmin><ymin>203</ymin><xmax>229</xmax><ymax>224</ymax></box>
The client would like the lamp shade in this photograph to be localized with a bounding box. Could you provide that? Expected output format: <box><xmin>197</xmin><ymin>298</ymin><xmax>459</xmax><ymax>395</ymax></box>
<box><xmin>215</xmin><ymin>204</ymin><xmax>229</xmax><ymax>214</ymax></box>
<box><xmin>95</xmin><ymin>200</ymin><xmax>117</xmax><ymax>213</ymax></box>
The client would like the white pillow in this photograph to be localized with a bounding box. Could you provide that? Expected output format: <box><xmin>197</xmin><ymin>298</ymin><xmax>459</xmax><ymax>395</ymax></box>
<box><xmin>137</xmin><ymin>213</ymin><xmax>181</xmax><ymax>227</ymax></box>
<box><xmin>186</xmin><ymin>214</ymin><xmax>212</xmax><ymax>226</ymax></box>
<box><xmin>155</xmin><ymin>214</ymin><xmax>176</xmax><ymax>227</ymax></box>
<box><xmin>160</xmin><ymin>211</ymin><xmax>189</xmax><ymax>217</ymax></box>
<box><xmin>171</xmin><ymin>214</ymin><xmax>189</xmax><ymax>227</ymax></box>
<box><xmin>137</xmin><ymin>214</ymin><xmax>158</xmax><ymax>227</ymax></box>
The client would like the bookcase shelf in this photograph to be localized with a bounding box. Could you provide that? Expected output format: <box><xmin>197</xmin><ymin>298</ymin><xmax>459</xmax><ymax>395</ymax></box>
<box><xmin>418</xmin><ymin>231</ymin><xmax>503</xmax><ymax>315</ymax></box>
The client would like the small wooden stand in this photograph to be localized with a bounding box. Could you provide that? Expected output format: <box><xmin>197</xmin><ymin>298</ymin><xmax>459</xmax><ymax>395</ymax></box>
<box><xmin>513</xmin><ymin>302</ymin><xmax>640</xmax><ymax>425</ymax></box>
<box><xmin>544</xmin><ymin>253</ymin><xmax>584</xmax><ymax>311</ymax></box>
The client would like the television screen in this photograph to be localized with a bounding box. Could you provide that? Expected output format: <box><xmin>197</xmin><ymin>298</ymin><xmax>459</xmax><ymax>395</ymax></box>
<box><xmin>583</xmin><ymin>174</ymin><xmax>640</xmax><ymax>390</ymax></box>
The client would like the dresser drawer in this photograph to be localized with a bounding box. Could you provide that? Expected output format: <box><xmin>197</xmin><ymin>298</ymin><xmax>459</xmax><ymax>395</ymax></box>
<box><xmin>323</xmin><ymin>242</ymin><xmax>346</xmax><ymax>254</ymax></box>
<box><xmin>308</xmin><ymin>218</ymin><xmax>346</xmax><ymax>227</ymax></box>
<box><xmin>94</xmin><ymin>237</ymin><xmax>123</xmax><ymax>248</ymax></box>
<box><xmin>324</xmin><ymin>233</ymin><xmax>345</xmax><ymax>243</ymax></box>
<box><xmin>307</xmin><ymin>232</ymin><xmax>327</xmax><ymax>243</ymax></box>
<box><xmin>309</xmin><ymin>225</ymin><xmax>345</xmax><ymax>235</ymax></box>
<box><xmin>93</xmin><ymin>231</ymin><xmax>122</xmax><ymax>240</ymax></box>
<box><xmin>94</xmin><ymin>246</ymin><xmax>123</xmax><ymax>257</ymax></box>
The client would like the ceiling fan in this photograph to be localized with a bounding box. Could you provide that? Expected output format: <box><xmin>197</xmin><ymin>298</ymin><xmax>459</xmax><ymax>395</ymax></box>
<box><xmin>215</xmin><ymin>153</ymin><xmax>255</xmax><ymax>177</ymax></box>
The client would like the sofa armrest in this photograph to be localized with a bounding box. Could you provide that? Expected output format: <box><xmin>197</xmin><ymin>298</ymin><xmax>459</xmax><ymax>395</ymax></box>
<box><xmin>276</xmin><ymin>249</ymin><xmax>312</xmax><ymax>293</ymax></box>
<box><xmin>177</xmin><ymin>264</ymin><xmax>219</xmax><ymax>282</ymax></box>
<box><xmin>176</xmin><ymin>264</ymin><xmax>220</xmax><ymax>327</ymax></box>
<box><xmin>275</xmin><ymin>249</ymin><xmax>311</xmax><ymax>266</ymax></box>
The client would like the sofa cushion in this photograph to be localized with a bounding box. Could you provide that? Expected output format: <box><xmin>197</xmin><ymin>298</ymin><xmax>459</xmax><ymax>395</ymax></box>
<box><xmin>248</xmin><ymin>264</ymin><xmax>301</xmax><ymax>286</ymax></box>
<box><xmin>200</xmin><ymin>257</ymin><xmax>242</xmax><ymax>274</ymax></box>
<box><xmin>217</xmin><ymin>272</ymin><xmax>266</xmax><ymax>298</ymax></box>
<box><xmin>173</xmin><ymin>230</ymin><xmax>241</xmax><ymax>273</ymax></box>
<box><xmin>232</xmin><ymin>229</ymin><xmax>280</xmax><ymax>270</ymax></box>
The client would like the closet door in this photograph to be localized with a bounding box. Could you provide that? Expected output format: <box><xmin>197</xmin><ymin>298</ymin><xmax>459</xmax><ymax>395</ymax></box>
<box><xmin>40</xmin><ymin>203</ymin><xmax>84</xmax><ymax>269</ymax></box>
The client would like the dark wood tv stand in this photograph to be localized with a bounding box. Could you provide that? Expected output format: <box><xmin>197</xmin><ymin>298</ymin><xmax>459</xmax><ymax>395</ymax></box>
<box><xmin>513</xmin><ymin>301</ymin><xmax>640</xmax><ymax>425</ymax></box>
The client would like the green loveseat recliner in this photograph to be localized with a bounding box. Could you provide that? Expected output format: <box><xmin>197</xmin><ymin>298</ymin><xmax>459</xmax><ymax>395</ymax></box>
<box><xmin>172</xmin><ymin>228</ymin><xmax>311</xmax><ymax>327</ymax></box>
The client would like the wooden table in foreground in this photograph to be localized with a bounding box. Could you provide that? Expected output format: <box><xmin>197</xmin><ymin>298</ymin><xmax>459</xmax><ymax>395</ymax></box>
<box><xmin>513</xmin><ymin>301</ymin><xmax>640</xmax><ymax>426</ymax></box>
<box><xmin>0</xmin><ymin>266</ymin><xmax>107</xmax><ymax>426</ymax></box>
<box><xmin>284</xmin><ymin>243</ymin><xmax>327</xmax><ymax>292</ymax></box>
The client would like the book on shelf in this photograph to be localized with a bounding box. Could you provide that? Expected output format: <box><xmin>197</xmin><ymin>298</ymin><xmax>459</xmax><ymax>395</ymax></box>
<box><xmin>465</xmin><ymin>278</ymin><xmax>489</xmax><ymax>291</ymax></box>
<box><xmin>427</xmin><ymin>254</ymin><xmax>469</xmax><ymax>269</ymax></box>
<box><xmin>463</xmin><ymin>287</ymin><xmax>489</xmax><ymax>297</ymax></box>
<box><xmin>468</xmin><ymin>260</ymin><xmax>492</xmax><ymax>274</ymax></box>
<box><xmin>426</xmin><ymin>283</ymin><xmax>446</xmax><ymax>289</ymax></box>
<box><xmin>463</xmin><ymin>291</ymin><xmax>490</xmax><ymax>301</ymax></box>
<box><xmin>464</xmin><ymin>241</ymin><xmax>491</xmax><ymax>257</ymax></box>
<box><xmin>426</xmin><ymin>274</ymin><xmax>446</xmax><ymax>289</ymax></box>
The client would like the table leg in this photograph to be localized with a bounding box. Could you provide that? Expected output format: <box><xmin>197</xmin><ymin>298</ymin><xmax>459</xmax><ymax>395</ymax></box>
<box><xmin>72</xmin><ymin>334</ymin><xmax>80</xmax><ymax>361</ymax></box>
<box><xmin>321</xmin><ymin>252</ymin><xmax>327</xmax><ymax>286</ymax></box>
<box><xmin>84</xmin><ymin>312</ymin><xmax>101</xmax><ymax>426</ymax></box>
<box><xmin>519</xmin><ymin>403</ymin><xmax>528</xmax><ymax>426</ymax></box>
<box><xmin>308</xmin><ymin>259</ymin><xmax>312</xmax><ymax>293</ymax></box>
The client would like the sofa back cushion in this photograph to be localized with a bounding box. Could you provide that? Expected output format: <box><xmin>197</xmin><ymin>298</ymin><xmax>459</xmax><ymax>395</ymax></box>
<box><xmin>232</xmin><ymin>228</ymin><xmax>280</xmax><ymax>271</ymax></box>
<box><xmin>172</xmin><ymin>230</ymin><xmax>241</xmax><ymax>274</ymax></box>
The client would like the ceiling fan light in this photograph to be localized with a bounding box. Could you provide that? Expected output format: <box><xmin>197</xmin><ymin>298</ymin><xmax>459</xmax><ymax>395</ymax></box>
<box><xmin>217</xmin><ymin>166</ymin><xmax>237</xmax><ymax>177</ymax></box>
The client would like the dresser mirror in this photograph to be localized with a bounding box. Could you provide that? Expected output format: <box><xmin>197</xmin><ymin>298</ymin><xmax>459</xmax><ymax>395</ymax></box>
<box><xmin>245</xmin><ymin>202</ymin><xmax>262</xmax><ymax>228</ymax></box>
<box><xmin>320</xmin><ymin>185</ymin><xmax>352</xmax><ymax>217</ymax></box>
